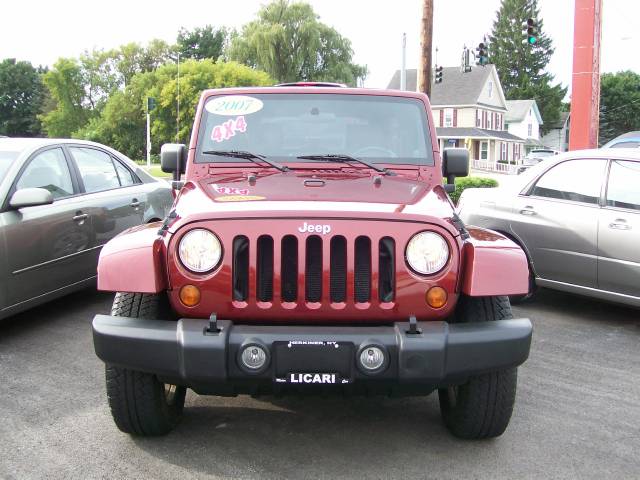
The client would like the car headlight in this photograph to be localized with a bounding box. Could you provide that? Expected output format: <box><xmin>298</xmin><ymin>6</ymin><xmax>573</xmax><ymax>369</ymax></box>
<box><xmin>178</xmin><ymin>228</ymin><xmax>222</xmax><ymax>273</ymax></box>
<box><xmin>405</xmin><ymin>231</ymin><xmax>449</xmax><ymax>275</ymax></box>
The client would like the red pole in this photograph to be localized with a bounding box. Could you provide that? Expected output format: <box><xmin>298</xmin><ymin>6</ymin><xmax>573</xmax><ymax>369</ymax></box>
<box><xmin>568</xmin><ymin>0</ymin><xmax>603</xmax><ymax>150</ymax></box>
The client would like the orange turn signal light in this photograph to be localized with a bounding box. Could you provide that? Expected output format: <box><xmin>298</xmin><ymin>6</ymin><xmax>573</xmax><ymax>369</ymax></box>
<box><xmin>426</xmin><ymin>286</ymin><xmax>447</xmax><ymax>309</ymax></box>
<box><xmin>179</xmin><ymin>285</ymin><xmax>201</xmax><ymax>307</ymax></box>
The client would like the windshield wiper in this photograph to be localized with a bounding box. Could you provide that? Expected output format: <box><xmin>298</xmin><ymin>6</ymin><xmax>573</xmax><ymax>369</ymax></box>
<box><xmin>202</xmin><ymin>150</ymin><xmax>289</xmax><ymax>172</ymax></box>
<box><xmin>296</xmin><ymin>154</ymin><xmax>396</xmax><ymax>175</ymax></box>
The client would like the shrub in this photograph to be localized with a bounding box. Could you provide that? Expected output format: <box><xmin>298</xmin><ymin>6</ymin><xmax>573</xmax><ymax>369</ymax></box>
<box><xmin>449</xmin><ymin>176</ymin><xmax>499</xmax><ymax>205</ymax></box>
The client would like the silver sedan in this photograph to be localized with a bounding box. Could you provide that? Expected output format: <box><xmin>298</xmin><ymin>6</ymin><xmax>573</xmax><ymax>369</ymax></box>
<box><xmin>457</xmin><ymin>149</ymin><xmax>640</xmax><ymax>308</ymax></box>
<box><xmin>0</xmin><ymin>138</ymin><xmax>174</xmax><ymax>320</ymax></box>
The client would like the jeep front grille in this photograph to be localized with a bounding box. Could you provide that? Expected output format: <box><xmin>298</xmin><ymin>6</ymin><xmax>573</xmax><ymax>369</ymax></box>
<box><xmin>231</xmin><ymin>234</ymin><xmax>395</xmax><ymax>305</ymax></box>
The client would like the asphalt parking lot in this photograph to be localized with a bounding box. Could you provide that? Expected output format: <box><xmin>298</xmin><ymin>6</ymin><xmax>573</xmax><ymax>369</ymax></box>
<box><xmin>1</xmin><ymin>289</ymin><xmax>639</xmax><ymax>480</ymax></box>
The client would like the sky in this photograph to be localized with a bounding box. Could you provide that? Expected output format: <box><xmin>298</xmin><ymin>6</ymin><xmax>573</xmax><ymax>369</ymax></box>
<box><xmin>1</xmin><ymin>0</ymin><xmax>638</xmax><ymax>96</ymax></box>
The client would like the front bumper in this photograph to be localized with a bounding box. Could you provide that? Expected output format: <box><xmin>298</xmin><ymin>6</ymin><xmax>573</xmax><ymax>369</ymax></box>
<box><xmin>92</xmin><ymin>315</ymin><xmax>532</xmax><ymax>395</ymax></box>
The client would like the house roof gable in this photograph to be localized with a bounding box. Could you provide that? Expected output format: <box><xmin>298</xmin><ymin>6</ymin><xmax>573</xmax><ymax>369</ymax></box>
<box><xmin>505</xmin><ymin>100</ymin><xmax>543</xmax><ymax>124</ymax></box>
<box><xmin>387</xmin><ymin>65</ymin><xmax>507</xmax><ymax>110</ymax></box>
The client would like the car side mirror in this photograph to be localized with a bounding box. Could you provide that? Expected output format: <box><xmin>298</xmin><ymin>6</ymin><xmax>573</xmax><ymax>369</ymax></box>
<box><xmin>9</xmin><ymin>188</ymin><xmax>54</xmax><ymax>209</ymax></box>
<box><xmin>442</xmin><ymin>148</ymin><xmax>469</xmax><ymax>193</ymax></box>
<box><xmin>160</xmin><ymin>143</ymin><xmax>188</xmax><ymax>183</ymax></box>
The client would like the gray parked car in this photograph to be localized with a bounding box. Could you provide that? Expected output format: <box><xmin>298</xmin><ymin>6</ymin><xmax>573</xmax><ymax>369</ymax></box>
<box><xmin>0</xmin><ymin>138</ymin><xmax>173</xmax><ymax>320</ymax></box>
<box><xmin>457</xmin><ymin>149</ymin><xmax>640</xmax><ymax>308</ymax></box>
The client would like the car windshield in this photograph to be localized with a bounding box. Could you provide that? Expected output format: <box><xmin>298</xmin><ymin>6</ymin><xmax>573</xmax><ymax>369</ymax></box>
<box><xmin>0</xmin><ymin>151</ymin><xmax>19</xmax><ymax>182</ymax></box>
<box><xmin>609</xmin><ymin>140</ymin><xmax>640</xmax><ymax>149</ymax></box>
<box><xmin>196</xmin><ymin>93</ymin><xmax>434</xmax><ymax>166</ymax></box>
<box><xmin>514</xmin><ymin>157</ymin><xmax>557</xmax><ymax>190</ymax></box>
<box><xmin>528</xmin><ymin>150</ymin><xmax>554</xmax><ymax>158</ymax></box>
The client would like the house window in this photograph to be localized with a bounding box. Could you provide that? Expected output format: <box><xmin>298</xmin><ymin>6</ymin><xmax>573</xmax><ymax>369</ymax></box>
<box><xmin>501</xmin><ymin>142</ymin><xmax>507</xmax><ymax>161</ymax></box>
<box><xmin>476</xmin><ymin>109</ymin><xmax>481</xmax><ymax>127</ymax></box>
<box><xmin>488</xmin><ymin>81</ymin><xmax>493</xmax><ymax>98</ymax></box>
<box><xmin>444</xmin><ymin>108</ymin><xmax>453</xmax><ymax>127</ymax></box>
<box><xmin>528</xmin><ymin>123</ymin><xmax>533</xmax><ymax>137</ymax></box>
<box><xmin>487</xmin><ymin>112</ymin><xmax>493</xmax><ymax>130</ymax></box>
<box><xmin>480</xmin><ymin>141</ymin><xmax>488</xmax><ymax>160</ymax></box>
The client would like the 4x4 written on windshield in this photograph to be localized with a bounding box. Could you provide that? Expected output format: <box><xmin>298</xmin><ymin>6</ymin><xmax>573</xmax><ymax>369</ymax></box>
<box><xmin>196</xmin><ymin>93</ymin><xmax>434</xmax><ymax>167</ymax></box>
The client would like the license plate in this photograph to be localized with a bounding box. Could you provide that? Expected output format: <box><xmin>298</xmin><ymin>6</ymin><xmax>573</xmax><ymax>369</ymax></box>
<box><xmin>274</xmin><ymin>373</ymin><xmax>351</xmax><ymax>384</ymax></box>
<box><xmin>273</xmin><ymin>340</ymin><xmax>353</xmax><ymax>384</ymax></box>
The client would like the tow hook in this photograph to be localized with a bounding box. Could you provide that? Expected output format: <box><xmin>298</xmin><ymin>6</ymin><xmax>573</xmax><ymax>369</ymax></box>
<box><xmin>407</xmin><ymin>315</ymin><xmax>422</xmax><ymax>335</ymax></box>
<box><xmin>205</xmin><ymin>313</ymin><xmax>221</xmax><ymax>335</ymax></box>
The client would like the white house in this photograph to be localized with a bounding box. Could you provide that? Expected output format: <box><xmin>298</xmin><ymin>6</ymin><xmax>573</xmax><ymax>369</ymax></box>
<box><xmin>505</xmin><ymin>100</ymin><xmax>543</xmax><ymax>154</ymax></box>
<box><xmin>541</xmin><ymin>112</ymin><xmax>570</xmax><ymax>152</ymax></box>
<box><xmin>387</xmin><ymin>65</ymin><xmax>526</xmax><ymax>171</ymax></box>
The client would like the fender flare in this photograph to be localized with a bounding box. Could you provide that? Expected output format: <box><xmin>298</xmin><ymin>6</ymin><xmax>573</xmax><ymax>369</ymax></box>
<box><xmin>461</xmin><ymin>226</ymin><xmax>529</xmax><ymax>297</ymax></box>
<box><xmin>97</xmin><ymin>223</ymin><xmax>167</xmax><ymax>293</ymax></box>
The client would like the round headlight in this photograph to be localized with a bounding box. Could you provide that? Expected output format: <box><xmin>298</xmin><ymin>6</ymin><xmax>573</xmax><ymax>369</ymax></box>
<box><xmin>178</xmin><ymin>228</ymin><xmax>222</xmax><ymax>273</ymax></box>
<box><xmin>405</xmin><ymin>231</ymin><xmax>449</xmax><ymax>275</ymax></box>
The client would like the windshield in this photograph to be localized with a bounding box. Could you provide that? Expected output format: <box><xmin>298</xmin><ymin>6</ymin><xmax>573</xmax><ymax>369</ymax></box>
<box><xmin>0</xmin><ymin>151</ymin><xmax>19</xmax><ymax>182</ymax></box>
<box><xmin>528</xmin><ymin>150</ymin><xmax>554</xmax><ymax>158</ymax></box>
<box><xmin>196</xmin><ymin>93</ymin><xmax>434</xmax><ymax>166</ymax></box>
<box><xmin>522</xmin><ymin>157</ymin><xmax>541</xmax><ymax>166</ymax></box>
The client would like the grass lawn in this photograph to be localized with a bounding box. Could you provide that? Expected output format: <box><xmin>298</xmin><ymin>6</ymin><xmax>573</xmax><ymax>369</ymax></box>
<box><xmin>145</xmin><ymin>166</ymin><xmax>171</xmax><ymax>178</ymax></box>
<box><xmin>135</xmin><ymin>161</ymin><xmax>171</xmax><ymax>178</ymax></box>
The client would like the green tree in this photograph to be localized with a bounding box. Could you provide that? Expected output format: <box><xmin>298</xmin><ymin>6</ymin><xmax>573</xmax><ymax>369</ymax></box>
<box><xmin>40</xmin><ymin>58</ymin><xmax>91</xmax><ymax>137</ymax></box>
<box><xmin>599</xmin><ymin>71</ymin><xmax>640</xmax><ymax>145</ymax></box>
<box><xmin>115</xmin><ymin>40</ymin><xmax>175</xmax><ymax>86</ymax></box>
<box><xmin>41</xmin><ymin>41</ymin><xmax>175</xmax><ymax>138</ymax></box>
<box><xmin>0</xmin><ymin>59</ymin><xmax>47</xmax><ymax>136</ymax></box>
<box><xmin>488</xmin><ymin>0</ymin><xmax>567</xmax><ymax>132</ymax></box>
<box><xmin>177</xmin><ymin>26</ymin><xmax>228</xmax><ymax>61</ymax></box>
<box><xmin>229</xmin><ymin>0</ymin><xmax>366</xmax><ymax>85</ymax></box>
<box><xmin>79</xmin><ymin>60</ymin><xmax>272</xmax><ymax>159</ymax></box>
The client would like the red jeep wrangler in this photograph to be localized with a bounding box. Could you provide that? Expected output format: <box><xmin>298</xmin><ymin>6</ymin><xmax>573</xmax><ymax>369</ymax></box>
<box><xmin>92</xmin><ymin>84</ymin><xmax>532</xmax><ymax>439</ymax></box>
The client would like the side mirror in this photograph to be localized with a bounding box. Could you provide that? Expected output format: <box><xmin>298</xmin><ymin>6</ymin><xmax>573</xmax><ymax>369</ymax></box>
<box><xmin>160</xmin><ymin>143</ymin><xmax>187</xmax><ymax>176</ymax></box>
<box><xmin>9</xmin><ymin>188</ymin><xmax>54</xmax><ymax>209</ymax></box>
<box><xmin>442</xmin><ymin>148</ymin><xmax>469</xmax><ymax>193</ymax></box>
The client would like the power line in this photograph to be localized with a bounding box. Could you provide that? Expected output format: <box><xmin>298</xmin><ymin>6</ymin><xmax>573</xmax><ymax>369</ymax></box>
<box><xmin>600</xmin><ymin>97</ymin><xmax>640</xmax><ymax>115</ymax></box>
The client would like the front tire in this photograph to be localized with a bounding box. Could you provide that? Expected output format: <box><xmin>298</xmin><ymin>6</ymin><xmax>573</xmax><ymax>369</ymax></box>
<box><xmin>105</xmin><ymin>292</ymin><xmax>186</xmax><ymax>436</ymax></box>
<box><xmin>438</xmin><ymin>295</ymin><xmax>518</xmax><ymax>439</ymax></box>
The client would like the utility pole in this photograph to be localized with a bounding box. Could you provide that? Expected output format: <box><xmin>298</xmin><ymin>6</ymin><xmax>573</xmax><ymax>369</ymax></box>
<box><xmin>176</xmin><ymin>52</ymin><xmax>181</xmax><ymax>143</ymax></box>
<box><xmin>400</xmin><ymin>33</ymin><xmax>407</xmax><ymax>91</ymax></box>
<box><xmin>569</xmin><ymin>0</ymin><xmax>603</xmax><ymax>150</ymax></box>
<box><xmin>146</xmin><ymin>109</ymin><xmax>151</xmax><ymax>167</ymax></box>
<box><xmin>417</xmin><ymin>0</ymin><xmax>433</xmax><ymax>96</ymax></box>
<box><xmin>146</xmin><ymin>97</ymin><xmax>156</xmax><ymax>168</ymax></box>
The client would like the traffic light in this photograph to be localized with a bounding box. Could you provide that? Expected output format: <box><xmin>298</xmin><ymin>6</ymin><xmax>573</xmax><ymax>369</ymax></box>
<box><xmin>147</xmin><ymin>97</ymin><xmax>157</xmax><ymax>112</ymax></box>
<box><xmin>524</xmin><ymin>18</ymin><xmax>537</xmax><ymax>45</ymax></box>
<box><xmin>476</xmin><ymin>43</ymin><xmax>488</xmax><ymax>66</ymax></box>
<box><xmin>434</xmin><ymin>65</ymin><xmax>443</xmax><ymax>84</ymax></box>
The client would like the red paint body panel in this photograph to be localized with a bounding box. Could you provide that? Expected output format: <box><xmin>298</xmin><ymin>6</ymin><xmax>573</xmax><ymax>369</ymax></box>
<box><xmin>96</xmin><ymin>86</ymin><xmax>530</xmax><ymax>322</ymax></box>
<box><xmin>461</xmin><ymin>227</ymin><xmax>529</xmax><ymax>297</ymax></box>
<box><xmin>569</xmin><ymin>0</ymin><xmax>602</xmax><ymax>150</ymax></box>
<box><xmin>97</xmin><ymin>223</ymin><xmax>167</xmax><ymax>294</ymax></box>
<box><xmin>167</xmin><ymin>175</ymin><xmax>460</xmax><ymax>238</ymax></box>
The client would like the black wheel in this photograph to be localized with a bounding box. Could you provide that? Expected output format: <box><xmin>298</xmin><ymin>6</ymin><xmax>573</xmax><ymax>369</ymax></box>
<box><xmin>105</xmin><ymin>292</ymin><xmax>186</xmax><ymax>436</ymax></box>
<box><xmin>438</xmin><ymin>295</ymin><xmax>518</xmax><ymax>439</ymax></box>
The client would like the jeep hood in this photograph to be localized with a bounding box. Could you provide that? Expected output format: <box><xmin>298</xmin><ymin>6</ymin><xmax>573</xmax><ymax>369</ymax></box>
<box><xmin>169</xmin><ymin>170</ymin><xmax>458</xmax><ymax>235</ymax></box>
